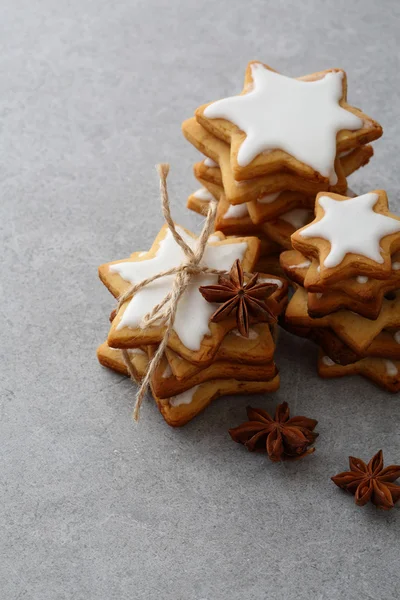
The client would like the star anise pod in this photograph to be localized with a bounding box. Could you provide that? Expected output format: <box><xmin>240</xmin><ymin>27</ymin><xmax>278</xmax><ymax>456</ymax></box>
<box><xmin>199</xmin><ymin>259</ymin><xmax>277</xmax><ymax>337</ymax></box>
<box><xmin>331</xmin><ymin>450</ymin><xmax>400</xmax><ymax>510</ymax></box>
<box><xmin>229</xmin><ymin>403</ymin><xmax>318</xmax><ymax>462</ymax></box>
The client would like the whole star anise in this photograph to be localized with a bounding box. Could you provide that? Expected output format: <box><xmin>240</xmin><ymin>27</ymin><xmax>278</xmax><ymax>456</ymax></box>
<box><xmin>331</xmin><ymin>450</ymin><xmax>400</xmax><ymax>510</ymax></box>
<box><xmin>229</xmin><ymin>403</ymin><xmax>318</xmax><ymax>462</ymax></box>
<box><xmin>199</xmin><ymin>259</ymin><xmax>277</xmax><ymax>337</ymax></box>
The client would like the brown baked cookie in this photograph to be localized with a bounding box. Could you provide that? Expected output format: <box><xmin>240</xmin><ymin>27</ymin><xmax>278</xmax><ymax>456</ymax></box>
<box><xmin>194</xmin><ymin>61</ymin><xmax>381</xmax><ymax>182</ymax></box>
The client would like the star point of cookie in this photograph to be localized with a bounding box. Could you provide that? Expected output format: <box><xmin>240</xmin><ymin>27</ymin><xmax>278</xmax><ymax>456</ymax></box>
<box><xmin>291</xmin><ymin>190</ymin><xmax>400</xmax><ymax>283</ymax></box>
<box><xmin>98</xmin><ymin>223</ymin><xmax>261</xmax><ymax>364</ymax></box>
<box><xmin>195</xmin><ymin>61</ymin><xmax>382</xmax><ymax>183</ymax></box>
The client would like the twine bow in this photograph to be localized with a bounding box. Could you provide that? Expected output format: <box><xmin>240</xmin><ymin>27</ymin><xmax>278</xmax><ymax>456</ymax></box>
<box><xmin>117</xmin><ymin>163</ymin><xmax>230</xmax><ymax>421</ymax></box>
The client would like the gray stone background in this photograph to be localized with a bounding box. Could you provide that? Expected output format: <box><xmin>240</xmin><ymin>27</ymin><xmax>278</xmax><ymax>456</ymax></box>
<box><xmin>1</xmin><ymin>1</ymin><xmax>399</xmax><ymax>598</ymax></box>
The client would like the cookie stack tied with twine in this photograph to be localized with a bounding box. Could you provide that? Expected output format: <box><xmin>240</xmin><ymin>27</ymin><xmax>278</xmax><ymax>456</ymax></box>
<box><xmin>182</xmin><ymin>60</ymin><xmax>382</xmax><ymax>274</ymax></box>
<box><xmin>97</xmin><ymin>165</ymin><xmax>288</xmax><ymax>426</ymax></box>
<box><xmin>281</xmin><ymin>189</ymin><xmax>400</xmax><ymax>392</ymax></box>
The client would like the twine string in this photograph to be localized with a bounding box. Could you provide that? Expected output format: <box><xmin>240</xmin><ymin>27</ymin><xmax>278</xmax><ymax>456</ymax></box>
<box><xmin>118</xmin><ymin>163</ymin><xmax>225</xmax><ymax>421</ymax></box>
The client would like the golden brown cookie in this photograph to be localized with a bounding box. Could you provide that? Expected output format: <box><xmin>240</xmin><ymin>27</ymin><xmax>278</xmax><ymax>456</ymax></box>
<box><xmin>99</xmin><ymin>224</ymin><xmax>260</xmax><ymax>365</ymax></box>
<box><xmin>317</xmin><ymin>350</ymin><xmax>400</xmax><ymax>393</ymax></box>
<box><xmin>165</xmin><ymin>322</ymin><xmax>277</xmax><ymax>379</ymax></box>
<box><xmin>281</xmin><ymin>249</ymin><xmax>400</xmax><ymax>309</ymax></box>
<box><xmin>280</xmin><ymin>250</ymin><xmax>396</xmax><ymax>319</ymax></box>
<box><xmin>183</xmin><ymin>118</ymin><xmax>350</xmax><ymax>204</ymax></box>
<box><xmin>187</xmin><ymin>180</ymin><xmax>221</xmax><ymax>215</ymax></box>
<box><xmin>195</xmin><ymin>149</ymin><xmax>372</xmax><ymax>225</ymax></box>
<box><xmin>285</xmin><ymin>286</ymin><xmax>400</xmax><ymax>353</ymax></box>
<box><xmin>97</xmin><ymin>342</ymin><xmax>280</xmax><ymax>427</ymax></box>
<box><xmin>292</xmin><ymin>191</ymin><xmax>400</xmax><ymax>284</ymax></box>
<box><xmin>194</xmin><ymin>61</ymin><xmax>381</xmax><ymax>182</ymax></box>
<box><xmin>149</xmin><ymin>347</ymin><xmax>278</xmax><ymax>399</ymax></box>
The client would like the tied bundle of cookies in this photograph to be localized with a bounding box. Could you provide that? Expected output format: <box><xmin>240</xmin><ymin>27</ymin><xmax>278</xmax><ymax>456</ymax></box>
<box><xmin>281</xmin><ymin>189</ymin><xmax>400</xmax><ymax>392</ymax></box>
<box><xmin>182</xmin><ymin>61</ymin><xmax>382</xmax><ymax>274</ymax></box>
<box><xmin>97</xmin><ymin>166</ymin><xmax>288</xmax><ymax>426</ymax></box>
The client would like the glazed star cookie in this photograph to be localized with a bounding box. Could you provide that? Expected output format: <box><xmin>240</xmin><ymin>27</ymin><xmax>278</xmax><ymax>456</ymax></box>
<box><xmin>165</xmin><ymin>274</ymin><xmax>288</xmax><ymax>379</ymax></box>
<box><xmin>245</xmin><ymin>183</ymin><xmax>362</xmax><ymax>227</ymax></box>
<box><xmin>247</xmin><ymin>189</ymin><xmax>314</xmax><ymax>226</ymax></box>
<box><xmin>285</xmin><ymin>287</ymin><xmax>400</xmax><ymax>353</ymax></box>
<box><xmin>165</xmin><ymin>323</ymin><xmax>277</xmax><ymax>379</ymax></box>
<box><xmin>148</xmin><ymin>347</ymin><xmax>278</xmax><ymax>399</ymax></box>
<box><xmin>281</xmin><ymin>249</ymin><xmax>400</xmax><ymax>307</ymax></box>
<box><xmin>195</xmin><ymin>61</ymin><xmax>382</xmax><ymax>183</ymax></box>
<box><xmin>183</xmin><ymin>118</ymin><xmax>352</xmax><ymax>204</ymax></box>
<box><xmin>317</xmin><ymin>350</ymin><xmax>400</xmax><ymax>393</ymax></box>
<box><xmin>194</xmin><ymin>144</ymin><xmax>372</xmax><ymax>219</ymax></box>
<box><xmin>99</xmin><ymin>224</ymin><xmax>261</xmax><ymax>365</ymax></box>
<box><xmin>97</xmin><ymin>342</ymin><xmax>280</xmax><ymax>427</ymax></box>
<box><xmin>291</xmin><ymin>191</ymin><xmax>400</xmax><ymax>283</ymax></box>
<box><xmin>303</xmin><ymin>250</ymin><xmax>400</xmax><ymax>296</ymax></box>
<box><xmin>280</xmin><ymin>249</ymin><xmax>400</xmax><ymax>319</ymax></box>
<box><xmin>187</xmin><ymin>186</ymin><xmax>282</xmax><ymax>253</ymax></box>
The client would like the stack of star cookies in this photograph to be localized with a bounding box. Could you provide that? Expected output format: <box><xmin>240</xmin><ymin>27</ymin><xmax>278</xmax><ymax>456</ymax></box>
<box><xmin>182</xmin><ymin>61</ymin><xmax>382</xmax><ymax>273</ymax></box>
<box><xmin>281</xmin><ymin>190</ymin><xmax>400</xmax><ymax>392</ymax></box>
<box><xmin>97</xmin><ymin>224</ymin><xmax>288</xmax><ymax>426</ymax></box>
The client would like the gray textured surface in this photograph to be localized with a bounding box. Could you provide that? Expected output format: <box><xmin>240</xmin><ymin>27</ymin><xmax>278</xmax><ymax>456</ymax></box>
<box><xmin>1</xmin><ymin>1</ymin><xmax>400</xmax><ymax>598</ymax></box>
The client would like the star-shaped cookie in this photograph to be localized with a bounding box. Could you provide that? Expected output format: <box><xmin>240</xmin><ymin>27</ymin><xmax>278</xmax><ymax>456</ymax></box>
<box><xmin>317</xmin><ymin>350</ymin><xmax>400</xmax><ymax>393</ymax></box>
<box><xmin>292</xmin><ymin>191</ymin><xmax>400</xmax><ymax>283</ymax></box>
<box><xmin>285</xmin><ymin>287</ymin><xmax>400</xmax><ymax>353</ymax></box>
<box><xmin>99</xmin><ymin>224</ymin><xmax>260</xmax><ymax>365</ymax></box>
<box><xmin>195</xmin><ymin>61</ymin><xmax>382</xmax><ymax>182</ymax></box>
<box><xmin>97</xmin><ymin>342</ymin><xmax>280</xmax><ymax>427</ymax></box>
<box><xmin>183</xmin><ymin>118</ymin><xmax>353</xmax><ymax>204</ymax></box>
<box><xmin>280</xmin><ymin>249</ymin><xmax>400</xmax><ymax>320</ymax></box>
<box><xmin>281</xmin><ymin>249</ymin><xmax>400</xmax><ymax>305</ymax></box>
<box><xmin>192</xmin><ymin>144</ymin><xmax>372</xmax><ymax>217</ymax></box>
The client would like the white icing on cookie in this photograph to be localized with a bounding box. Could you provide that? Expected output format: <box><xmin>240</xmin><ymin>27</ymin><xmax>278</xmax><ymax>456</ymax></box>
<box><xmin>128</xmin><ymin>348</ymin><xmax>146</xmax><ymax>356</ymax></box>
<box><xmin>162</xmin><ymin>364</ymin><xmax>172</xmax><ymax>378</ymax></box>
<box><xmin>280</xmin><ymin>208</ymin><xmax>310</xmax><ymax>230</ymax></box>
<box><xmin>138</xmin><ymin>252</ymin><xmax>146</xmax><ymax>257</ymax></box>
<box><xmin>231</xmin><ymin>328</ymin><xmax>258</xmax><ymax>340</ymax></box>
<box><xmin>257</xmin><ymin>192</ymin><xmax>281</xmax><ymax>205</ymax></box>
<box><xmin>356</xmin><ymin>276</ymin><xmax>368</xmax><ymax>284</ymax></box>
<box><xmin>384</xmin><ymin>360</ymin><xmax>398</xmax><ymax>377</ymax></box>
<box><xmin>193</xmin><ymin>188</ymin><xmax>215</xmax><ymax>202</ymax></box>
<box><xmin>392</xmin><ymin>261</ymin><xmax>400</xmax><ymax>270</ymax></box>
<box><xmin>322</xmin><ymin>355</ymin><xmax>336</xmax><ymax>366</ymax></box>
<box><xmin>289</xmin><ymin>260</ymin><xmax>311</xmax><ymax>269</ymax></box>
<box><xmin>300</xmin><ymin>193</ymin><xmax>400</xmax><ymax>268</ymax></box>
<box><xmin>339</xmin><ymin>150</ymin><xmax>353</xmax><ymax>158</ymax></box>
<box><xmin>204</xmin><ymin>63</ymin><xmax>362</xmax><ymax>183</ymax></box>
<box><xmin>109</xmin><ymin>227</ymin><xmax>248</xmax><ymax>351</ymax></box>
<box><xmin>224</xmin><ymin>203</ymin><xmax>249</xmax><ymax>220</ymax></box>
<box><xmin>258</xmin><ymin>276</ymin><xmax>283</xmax><ymax>289</ymax></box>
<box><xmin>203</xmin><ymin>157</ymin><xmax>218</xmax><ymax>167</ymax></box>
<box><xmin>169</xmin><ymin>385</ymin><xmax>200</xmax><ymax>407</ymax></box>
